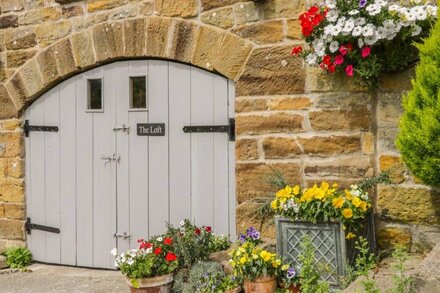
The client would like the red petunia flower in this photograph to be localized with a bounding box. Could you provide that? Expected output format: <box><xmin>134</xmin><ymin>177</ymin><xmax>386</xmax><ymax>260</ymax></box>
<box><xmin>154</xmin><ymin>247</ymin><xmax>162</xmax><ymax>255</ymax></box>
<box><xmin>165</xmin><ymin>252</ymin><xmax>177</xmax><ymax>262</ymax></box>
<box><xmin>205</xmin><ymin>226</ymin><xmax>212</xmax><ymax>233</ymax></box>
<box><xmin>195</xmin><ymin>228</ymin><xmax>201</xmax><ymax>235</ymax></box>
<box><xmin>164</xmin><ymin>238</ymin><xmax>173</xmax><ymax>245</ymax></box>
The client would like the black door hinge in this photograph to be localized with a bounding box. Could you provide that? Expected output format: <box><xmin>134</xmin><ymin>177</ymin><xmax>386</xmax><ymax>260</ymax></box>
<box><xmin>25</xmin><ymin>217</ymin><xmax>60</xmax><ymax>234</ymax></box>
<box><xmin>24</xmin><ymin>120</ymin><xmax>59</xmax><ymax>137</ymax></box>
<box><xmin>183</xmin><ymin>118</ymin><xmax>235</xmax><ymax>141</ymax></box>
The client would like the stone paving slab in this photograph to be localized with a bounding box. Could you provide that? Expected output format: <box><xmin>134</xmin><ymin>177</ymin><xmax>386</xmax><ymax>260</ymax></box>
<box><xmin>0</xmin><ymin>264</ymin><xmax>128</xmax><ymax>293</ymax></box>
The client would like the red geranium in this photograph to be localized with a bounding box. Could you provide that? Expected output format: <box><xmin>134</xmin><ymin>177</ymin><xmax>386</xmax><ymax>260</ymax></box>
<box><xmin>195</xmin><ymin>228</ymin><xmax>201</xmax><ymax>235</ymax></box>
<box><xmin>139</xmin><ymin>241</ymin><xmax>153</xmax><ymax>250</ymax></box>
<box><xmin>299</xmin><ymin>6</ymin><xmax>326</xmax><ymax>37</ymax></box>
<box><xmin>204</xmin><ymin>226</ymin><xmax>212</xmax><ymax>233</ymax></box>
<box><xmin>163</xmin><ymin>238</ymin><xmax>173</xmax><ymax>245</ymax></box>
<box><xmin>153</xmin><ymin>247</ymin><xmax>162</xmax><ymax>255</ymax></box>
<box><xmin>291</xmin><ymin>46</ymin><xmax>303</xmax><ymax>56</ymax></box>
<box><xmin>137</xmin><ymin>238</ymin><xmax>144</xmax><ymax>243</ymax></box>
<box><xmin>165</xmin><ymin>252</ymin><xmax>177</xmax><ymax>262</ymax></box>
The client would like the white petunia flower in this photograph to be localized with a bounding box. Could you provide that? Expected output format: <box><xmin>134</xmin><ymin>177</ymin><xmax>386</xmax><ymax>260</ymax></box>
<box><xmin>362</xmin><ymin>24</ymin><xmax>376</xmax><ymax>37</ymax></box>
<box><xmin>388</xmin><ymin>4</ymin><xmax>400</xmax><ymax>12</ymax></box>
<box><xmin>114</xmin><ymin>261</ymin><xmax>119</xmax><ymax>268</ymax></box>
<box><xmin>127</xmin><ymin>259</ymin><xmax>134</xmax><ymax>265</ymax></box>
<box><xmin>366</xmin><ymin>4</ymin><xmax>381</xmax><ymax>16</ymax></box>
<box><xmin>342</xmin><ymin>19</ymin><xmax>355</xmax><ymax>34</ymax></box>
<box><xmin>411</xmin><ymin>25</ymin><xmax>422</xmax><ymax>36</ymax></box>
<box><xmin>358</xmin><ymin>38</ymin><xmax>365</xmax><ymax>48</ymax></box>
<box><xmin>364</xmin><ymin>34</ymin><xmax>378</xmax><ymax>45</ymax></box>
<box><xmin>414</xmin><ymin>6</ymin><xmax>427</xmax><ymax>21</ymax></box>
<box><xmin>329</xmin><ymin>41</ymin><xmax>339</xmax><ymax>53</ymax></box>
<box><xmin>316</xmin><ymin>46</ymin><xmax>326</xmax><ymax>57</ymax></box>
<box><xmin>327</xmin><ymin>10</ymin><xmax>339</xmax><ymax>22</ymax></box>
<box><xmin>111</xmin><ymin>248</ymin><xmax>118</xmax><ymax>256</ymax></box>
<box><xmin>306</xmin><ymin>53</ymin><xmax>318</xmax><ymax>66</ymax></box>
<box><xmin>348</xmin><ymin>10</ymin><xmax>359</xmax><ymax>16</ymax></box>
<box><xmin>352</xmin><ymin>26</ymin><xmax>363</xmax><ymax>37</ymax></box>
<box><xmin>157</xmin><ymin>236</ymin><xmax>163</xmax><ymax>242</ymax></box>
<box><xmin>427</xmin><ymin>5</ymin><xmax>437</xmax><ymax>17</ymax></box>
<box><xmin>331</xmin><ymin>24</ymin><xmax>342</xmax><ymax>36</ymax></box>
<box><xmin>376</xmin><ymin>26</ymin><xmax>387</xmax><ymax>39</ymax></box>
<box><xmin>325</xmin><ymin>0</ymin><xmax>337</xmax><ymax>9</ymax></box>
<box><xmin>354</xmin><ymin>17</ymin><xmax>366</xmax><ymax>26</ymax></box>
<box><xmin>180</xmin><ymin>220</ymin><xmax>185</xmax><ymax>226</ymax></box>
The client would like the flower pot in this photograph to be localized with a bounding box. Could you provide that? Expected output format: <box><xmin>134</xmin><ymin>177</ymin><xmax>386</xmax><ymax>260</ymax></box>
<box><xmin>126</xmin><ymin>273</ymin><xmax>174</xmax><ymax>293</ymax></box>
<box><xmin>243</xmin><ymin>276</ymin><xmax>277</xmax><ymax>293</ymax></box>
<box><xmin>280</xmin><ymin>283</ymin><xmax>301</xmax><ymax>293</ymax></box>
<box><xmin>225</xmin><ymin>286</ymin><xmax>242</xmax><ymax>293</ymax></box>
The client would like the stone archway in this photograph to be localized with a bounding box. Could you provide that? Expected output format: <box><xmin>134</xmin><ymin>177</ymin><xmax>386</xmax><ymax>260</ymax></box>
<box><xmin>0</xmin><ymin>17</ymin><xmax>255</xmax><ymax>118</ymax></box>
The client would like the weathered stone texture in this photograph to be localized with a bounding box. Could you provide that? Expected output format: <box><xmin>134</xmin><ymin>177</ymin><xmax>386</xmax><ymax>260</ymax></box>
<box><xmin>168</xmin><ymin>20</ymin><xmax>198</xmax><ymax>63</ymax></box>
<box><xmin>233</xmin><ymin>2</ymin><xmax>259</xmax><ymax>25</ymax></box>
<box><xmin>286</xmin><ymin>19</ymin><xmax>301</xmax><ymax>39</ymax></box>
<box><xmin>236</xmin><ymin>162</ymin><xmax>301</xmax><ymax>203</ymax></box>
<box><xmin>193</xmin><ymin>25</ymin><xmax>225</xmax><ymax>71</ymax></box>
<box><xmin>36</xmin><ymin>20</ymin><xmax>71</xmax><ymax>47</ymax></box>
<box><xmin>53</xmin><ymin>39</ymin><xmax>77</xmax><ymax>77</ymax></box>
<box><xmin>232</xmin><ymin>20</ymin><xmax>284</xmax><ymax>44</ymax></box>
<box><xmin>146</xmin><ymin>17</ymin><xmax>172</xmax><ymax>58</ymax></box>
<box><xmin>87</xmin><ymin>0</ymin><xmax>127</xmax><ymax>12</ymax></box>
<box><xmin>92</xmin><ymin>22</ymin><xmax>124</xmax><ymax>62</ymax></box>
<box><xmin>201</xmin><ymin>7</ymin><xmax>234</xmax><ymax>29</ymax></box>
<box><xmin>377</xmin><ymin>186</ymin><xmax>440</xmax><ymax>225</ymax></box>
<box><xmin>379</xmin><ymin>155</ymin><xmax>407</xmax><ymax>184</ymax></box>
<box><xmin>124</xmin><ymin>19</ymin><xmax>146</xmax><ymax>57</ymax></box>
<box><xmin>237</xmin><ymin>46</ymin><xmax>305</xmax><ymax>95</ymax></box>
<box><xmin>5</xmin><ymin>28</ymin><xmax>37</xmax><ymax>50</ymax></box>
<box><xmin>155</xmin><ymin>0</ymin><xmax>198</xmax><ymax>18</ymax></box>
<box><xmin>236</xmin><ymin>99</ymin><xmax>267</xmax><ymax>113</ymax></box>
<box><xmin>261</xmin><ymin>0</ymin><xmax>306</xmax><ymax>19</ymax></box>
<box><xmin>304</xmin><ymin>157</ymin><xmax>373</xmax><ymax>178</ymax></box>
<box><xmin>236</xmin><ymin>113</ymin><xmax>303</xmax><ymax>135</ymax></box>
<box><xmin>263</xmin><ymin>137</ymin><xmax>302</xmax><ymax>159</ymax></box>
<box><xmin>201</xmin><ymin>0</ymin><xmax>242</xmax><ymax>11</ymax></box>
<box><xmin>18</xmin><ymin>59</ymin><xmax>44</xmax><ymax>99</ymax></box>
<box><xmin>0</xmin><ymin>133</ymin><xmax>22</xmax><ymax>158</ymax></box>
<box><xmin>309</xmin><ymin>107</ymin><xmax>371</xmax><ymax>131</ymax></box>
<box><xmin>0</xmin><ymin>181</ymin><xmax>24</xmax><ymax>203</ymax></box>
<box><xmin>237</xmin><ymin>201</ymin><xmax>275</xmax><ymax>239</ymax></box>
<box><xmin>37</xmin><ymin>47</ymin><xmax>60</xmax><ymax>85</ymax></box>
<box><xmin>0</xmin><ymin>219</ymin><xmax>24</xmax><ymax>240</ymax></box>
<box><xmin>70</xmin><ymin>32</ymin><xmax>96</xmax><ymax>68</ymax></box>
<box><xmin>6</xmin><ymin>49</ymin><xmax>36</xmax><ymax>68</ymax></box>
<box><xmin>0</xmin><ymin>86</ymin><xmax>17</xmax><ymax>119</ymax></box>
<box><xmin>268</xmin><ymin>97</ymin><xmax>311</xmax><ymax>110</ymax></box>
<box><xmin>6</xmin><ymin>157</ymin><xmax>23</xmax><ymax>179</ymax></box>
<box><xmin>62</xmin><ymin>5</ymin><xmax>84</xmax><ymax>18</ymax></box>
<box><xmin>298</xmin><ymin>135</ymin><xmax>361</xmax><ymax>156</ymax></box>
<box><xmin>377</xmin><ymin>227</ymin><xmax>412</xmax><ymax>250</ymax></box>
<box><xmin>0</xmin><ymin>15</ymin><xmax>18</xmax><ymax>29</ymax></box>
<box><xmin>1</xmin><ymin>0</ymin><xmax>23</xmax><ymax>12</ymax></box>
<box><xmin>236</xmin><ymin>139</ymin><xmax>258</xmax><ymax>161</ymax></box>
<box><xmin>4</xmin><ymin>204</ymin><xmax>24</xmax><ymax>220</ymax></box>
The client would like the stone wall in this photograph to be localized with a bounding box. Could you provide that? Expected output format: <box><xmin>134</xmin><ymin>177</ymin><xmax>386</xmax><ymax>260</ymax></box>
<box><xmin>0</xmin><ymin>0</ymin><xmax>438</xmax><ymax>252</ymax></box>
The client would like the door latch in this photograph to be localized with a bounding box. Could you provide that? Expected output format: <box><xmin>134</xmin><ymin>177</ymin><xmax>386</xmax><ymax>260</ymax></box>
<box><xmin>101</xmin><ymin>153</ymin><xmax>120</xmax><ymax>166</ymax></box>
<box><xmin>113</xmin><ymin>124</ymin><xmax>130</xmax><ymax>134</ymax></box>
<box><xmin>113</xmin><ymin>232</ymin><xmax>132</xmax><ymax>240</ymax></box>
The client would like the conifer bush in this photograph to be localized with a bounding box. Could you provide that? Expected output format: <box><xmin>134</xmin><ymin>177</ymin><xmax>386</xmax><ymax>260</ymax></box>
<box><xmin>397</xmin><ymin>12</ymin><xmax>440</xmax><ymax>188</ymax></box>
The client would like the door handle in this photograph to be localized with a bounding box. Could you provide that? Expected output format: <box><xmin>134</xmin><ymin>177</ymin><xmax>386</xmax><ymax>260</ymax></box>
<box><xmin>113</xmin><ymin>232</ymin><xmax>132</xmax><ymax>240</ymax></box>
<box><xmin>113</xmin><ymin>124</ymin><xmax>130</xmax><ymax>134</ymax></box>
<box><xmin>101</xmin><ymin>155</ymin><xmax>112</xmax><ymax>166</ymax></box>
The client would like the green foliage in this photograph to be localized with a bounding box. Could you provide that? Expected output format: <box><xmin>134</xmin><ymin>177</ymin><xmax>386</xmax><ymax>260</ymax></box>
<box><xmin>387</xmin><ymin>245</ymin><xmax>414</xmax><ymax>293</ymax></box>
<box><xmin>298</xmin><ymin>235</ymin><xmax>330</xmax><ymax>293</ymax></box>
<box><xmin>4</xmin><ymin>247</ymin><xmax>33</xmax><ymax>269</ymax></box>
<box><xmin>208</xmin><ymin>234</ymin><xmax>231</xmax><ymax>253</ymax></box>
<box><xmin>397</xmin><ymin>15</ymin><xmax>440</xmax><ymax>188</ymax></box>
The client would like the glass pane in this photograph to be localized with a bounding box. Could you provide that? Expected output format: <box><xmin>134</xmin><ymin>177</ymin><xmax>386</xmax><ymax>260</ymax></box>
<box><xmin>130</xmin><ymin>76</ymin><xmax>147</xmax><ymax>109</ymax></box>
<box><xmin>88</xmin><ymin>79</ymin><xmax>102</xmax><ymax>110</ymax></box>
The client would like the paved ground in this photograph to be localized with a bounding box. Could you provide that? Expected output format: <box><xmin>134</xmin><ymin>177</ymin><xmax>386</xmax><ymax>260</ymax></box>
<box><xmin>0</xmin><ymin>264</ymin><xmax>128</xmax><ymax>293</ymax></box>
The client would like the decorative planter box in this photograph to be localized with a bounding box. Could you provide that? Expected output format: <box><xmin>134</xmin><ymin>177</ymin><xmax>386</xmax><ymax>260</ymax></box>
<box><xmin>275</xmin><ymin>215</ymin><xmax>375</xmax><ymax>289</ymax></box>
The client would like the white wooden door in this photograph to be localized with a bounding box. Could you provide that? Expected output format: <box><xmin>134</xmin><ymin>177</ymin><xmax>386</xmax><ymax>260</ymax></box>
<box><xmin>25</xmin><ymin>60</ymin><xmax>235</xmax><ymax>269</ymax></box>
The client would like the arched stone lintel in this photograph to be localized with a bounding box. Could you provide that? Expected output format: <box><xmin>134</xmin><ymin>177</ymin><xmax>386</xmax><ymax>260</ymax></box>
<box><xmin>1</xmin><ymin>16</ymin><xmax>255</xmax><ymax>119</ymax></box>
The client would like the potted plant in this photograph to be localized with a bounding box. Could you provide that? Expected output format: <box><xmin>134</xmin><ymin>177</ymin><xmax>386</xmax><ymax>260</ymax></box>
<box><xmin>230</xmin><ymin>227</ymin><xmax>283</xmax><ymax>293</ymax></box>
<box><xmin>112</xmin><ymin>236</ymin><xmax>179</xmax><ymax>292</ymax></box>
<box><xmin>277</xmin><ymin>265</ymin><xmax>300</xmax><ymax>293</ymax></box>
<box><xmin>291</xmin><ymin>0</ymin><xmax>437</xmax><ymax>88</ymax></box>
<box><xmin>272</xmin><ymin>182</ymin><xmax>373</xmax><ymax>288</ymax></box>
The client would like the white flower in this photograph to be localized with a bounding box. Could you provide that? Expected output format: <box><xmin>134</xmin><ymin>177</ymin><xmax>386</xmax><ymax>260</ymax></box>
<box><xmin>383</xmin><ymin>20</ymin><xmax>396</xmax><ymax>33</ymax></box>
<box><xmin>114</xmin><ymin>261</ymin><xmax>119</xmax><ymax>268</ymax></box>
<box><xmin>342</xmin><ymin>19</ymin><xmax>355</xmax><ymax>34</ymax></box>
<box><xmin>376</xmin><ymin>26</ymin><xmax>387</xmax><ymax>39</ymax></box>
<box><xmin>327</xmin><ymin>9</ymin><xmax>339</xmax><ymax>22</ymax></box>
<box><xmin>325</xmin><ymin>0</ymin><xmax>337</xmax><ymax>9</ymax></box>
<box><xmin>348</xmin><ymin>10</ymin><xmax>359</xmax><ymax>16</ymax></box>
<box><xmin>329</xmin><ymin>41</ymin><xmax>339</xmax><ymax>53</ymax></box>
<box><xmin>331</xmin><ymin>24</ymin><xmax>342</xmax><ymax>36</ymax></box>
<box><xmin>306</xmin><ymin>53</ymin><xmax>318</xmax><ymax>66</ymax></box>
<box><xmin>414</xmin><ymin>6</ymin><xmax>427</xmax><ymax>21</ymax></box>
<box><xmin>180</xmin><ymin>220</ymin><xmax>185</xmax><ymax>226</ymax></box>
<box><xmin>376</xmin><ymin>0</ymin><xmax>387</xmax><ymax>7</ymax></box>
<box><xmin>388</xmin><ymin>4</ymin><xmax>400</xmax><ymax>12</ymax></box>
<box><xmin>427</xmin><ymin>5</ymin><xmax>437</xmax><ymax>17</ymax></box>
<box><xmin>111</xmin><ymin>248</ymin><xmax>118</xmax><ymax>256</ymax></box>
<box><xmin>364</xmin><ymin>34</ymin><xmax>378</xmax><ymax>45</ymax></box>
<box><xmin>354</xmin><ymin>17</ymin><xmax>366</xmax><ymax>26</ymax></box>
<box><xmin>316</xmin><ymin>46</ymin><xmax>326</xmax><ymax>57</ymax></box>
<box><xmin>361</xmin><ymin>193</ymin><xmax>369</xmax><ymax>200</ymax></box>
<box><xmin>127</xmin><ymin>259</ymin><xmax>134</xmax><ymax>265</ymax></box>
<box><xmin>157</xmin><ymin>236</ymin><xmax>163</xmax><ymax>242</ymax></box>
<box><xmin>366</xmin><ymin>4</ymin><xmax>381</xmax><ymax>16</ymax></box>
<box><xmin>352</xmin><ymin>26</ymin><xmax>363</xmax><ymax>37</ymax></box>
<box><xmin>411</xmin><ymin>25</ymin><xmax>422</xmax><ymax>36</ymax></box>
<box><xmin>358</xmin><ymin>38</ymin><xmax>365</xmax><ymax>48</ymax></box>
<box><xmin>362</xmin><ymin>24</ymin><xmax>375</xmax><ymax>37</ymax></box>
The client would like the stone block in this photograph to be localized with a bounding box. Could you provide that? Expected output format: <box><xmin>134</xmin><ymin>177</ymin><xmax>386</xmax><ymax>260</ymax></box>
<box><xmin>53</xmin><ymin>38</ymin><xmax>77</xmax><ymax>77</ymax></box>
<box><xmin>261</xmin><ymin>0</ymin><xmax>306</xmax><ymax>19</ymax></box>
<box><xmin>1</xmin><ymin>0</ymin><xmax>23</xmax><ymax>12</ymax></box>
<box><xmin>0</xmin><ymin>239</ymin><xmax>25</xmax><ymax>253</ymax></box>
<box><xmin>0</xmin><ymin>255</ymin><xmax>8</xmax><ymax>269</ymax></box>
<box><xmin>298</xmin><ymin>135</ymin><xmax>361</xmax><ymax>156</ymax></box>
<box><xmin>304</xmin><ymin>156</ymin><xmax>373</xmax><ymax>178</ymax></box>
<box><xmin>5</xmin><ymin>28</ymin><xmax>37</xmax><ymax>50</ymax></box>
<box><xmin>236</xmin><ymin>162</ymin><xmax>301</xmax><ymax>203</ymax></box>
<box><xmin>71</xmin><ymin>13</ymin><xmax>108</xmax><ymax>31</ymax></box>
<box><xmin>267</xmin><ymin>97</ymin><xmax>311</xmax><ymax>110</ymax></box>
<box><xmin>200</xmin><ymin>0</ymin><xmax>241</xmax><ymax>11</ymax></box>
<box><xmin>168</xmin><ymin>20</ymin><xmax>198</xmax><ymax>63</ymax></box>
<box><xmin>0</xmin><ymin>160</ymin><xmax>5</xmax><ymax>179</ymax></box>
<box><xmin>0</xmin><ymin>219</ymin><xmax>24</xmax><ymax>240</ymax></box>
<box><xmin>236</xmin><ymin>201</ymin><xmax>275</xmax><ymax>239</ymax></box>
<box><xmin>7</xmin><ymin>157</ymin><xmax>23</xmax><ymax>179</ymax></box>
<box><xmin>0</xmin><ymin>85</ymin><xmax>18</xmax><ymax>119</ymax></box>
<box><xmin>36</xmin><ymin>20</ymin><xmax>71</xmax><ymax>47</ymax></box>
<box><xmin>0</xmin><ymin>15</ymin><xmax>18</xmax><ymax>29</ymax></box>
<box><xmin>4</xmin><ymin>204</ymin><xmax>24</xmax><ymax>220</ymax></box>
<box><xmin>193</xmin><ymin>25</ymin><xmax>225</xmax><ymax>71</ymax></box>
<box><xmin>309</xmin><ymin>107</ymin><xmax>371</xmax><ymax>131</ymax></box>
<box><xmin>411</xmin><ymin>243</ymin><xmax>440</xmax><ymax>292</ymax></box>
<box><xmin>139</xmin><ymin>1</ymin><xmax>154</xmax><ymax>16</ymax></box>
<box><xmin>236</xmin><ymin>113</ymin><xmax>303</xmax><ymax>135</ymax></box>
<box><xmin>379</xmin><ymin>155</ymin><xmax>407</xmax><ymax>184</ymax></box>
<box><xmin>0</xmin><ymin>181</ymin><xmax>24</xmax><ymax>203</ymax></box>
<box><xmin>235</xmin><ymin>98</ymin><xmax>267</xmax><ymax>113</ymax></box>
<box><xmin>5</xmin><ymin>76</ymin><xmax>26</xmax><ymax>111</ymax></box>
<box><xmin>155</xmin><ymin>0</ymin><xmax>198</xmax><ymax>18</ymax></box>
<box><xmin>109</xmin><ymin>5</ymin><xmax>137</xmax><ymax>19</ymax></box>
<box><xmin>146</xmin><ymin>17</ymin><xmax>172</xmax><ymax>58</ymax></box>
<box><xmin>377</xmin><ymin>227</ymin><xmax>412</xmax><ymax>250</ymax></box>
<box><xmin>233</xmin><ymin>2</ymin><xmax>259</xmax><ymax>25</ymax></box>
<box><xmin>2</xmin><ymin>119</ymin><xmax>21</xmax><ymax>131</ymax></box>
<box><xmin>37</xmin><ymin>47</ymin><xmax>60</xmax><ymax>86</ymax></box>
<box><xmin>286</xmin><ymin>19</ymin><xmax>301</xmax><ymax>39</ymax></box>
<box><xmin>236</xmin><ymin>138</ymin><xmax>259</xmax><ymax>161</ymax></box>
<box><xmin>379</xmin><ymin>68</ymin><xmax>414</xmax><ymax>91</ymax></box>
<box><xmin>263</xmin><ymin>137</ymin><xmax>302</xmax><ymax>159</ymax></box>
<box><xmin>41</xmin><ymin>6</ymin><xmax>61</xmax><ymax>21</ymax></box>
<box><xmin>232</xmin><ymin>20</ymin><xmax>284</xmax><ymax>44</ymax></box>
<box><xmin>87</xmin><ymin>0</ymin><xmax>127</xmax><ymax>12</ymax></box>
<box><xmin>237</xmin><ymin>45</ymin><xmax>305</xmax><ymax>95</ymax></box>
<box><xmin>70</xmin><ymin>32</ymin><xmax>96</xmax><ymax>69</ymax></box>
<box><xmin>0</xmin><ymin>132</ymin><xmax>22</xmax><ymax>158</ymax></box>
<box><xmin>201</xmin><ymin>7</ymin><xmax>234</xmax><ymax>29</ymax></box>
<box><xmin>361</xmin><ymin>132</ymin><xmax>375</xmax><ymax>155</ymax></box>
<box><xmin>377</xmin><ymin>92</ymin><xmax>403</xmax><ymax>126</ymax></box>
<box><xmin>62</xmin><ymin>5</ymin><xmax>84</xmax><ymax>18</ymax></box>
<box><xmin>92</xmin><ymin>22</ymin><xmax>124</xmax><ymax>62</ymax></box>
<box><xmin>18</xmin><ymin>59</ymin><xmax>44</xmax><ymax>100</ymax></box>
<box><xmin>212</xmin><ymin>33</ymin><xmax>253</xmax><ymax>81</ymax></box>
<box><xmin>377</xmin><ymin>127</ymin><xmax>399</xmax><ymax>153</ymax></box>
<box><xmin>6</xmin><ymin>49</ymin><xmax>36</xmax><ymax>68</ymax></box>
<box><xmin>124</xmin><ymin>18</ymin><xmax>146</xmax><ymax>57</ymax></box>
<box><xmin>377</xmin><ymin>185</ymin><xmax>440</xmax><ymax>225</ymax></box>
<box><xmin>306</xmin><ymin>66</ymin><xmax>366</xmax><ymax>92</ymax></box>
<box><xmin>315</xmin><ymin>93</ymin><xmax>372</xmax><ymax>109</ymax></box>
<box><xmin>18</xmin><ymin>10</ymin><xmax>42</xmax><ymax>25</ymax></box>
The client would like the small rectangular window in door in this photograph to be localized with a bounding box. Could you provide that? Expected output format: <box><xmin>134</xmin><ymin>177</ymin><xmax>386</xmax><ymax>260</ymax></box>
<box><xmin>130</xmin><ymin>76</ymin><xmax>147</xmax><ymax>110</ymax></box>
<box><xmin>87</xmin><ymin>79</ymin><xmax>103</xmax><ymax>111</ymax></box>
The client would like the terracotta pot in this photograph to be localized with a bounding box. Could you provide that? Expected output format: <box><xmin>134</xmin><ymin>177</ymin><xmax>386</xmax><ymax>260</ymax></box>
<box><xmin>280</xmin><ymin>283</ymin><xmax>301</xmax><ymax>293</ymax></box>
<box><xmin>225</xmin><ymin>286</ymin><xmax>242</xmax><ymax>293</ymax></box>
<box><xmin>126</xmin><ymin>273</ymin><xmax>174</xmax><ymax>293</ymax></box>
<box><xmin>243</xmin><ymin>276</ymin><xmax>277</xmax><ymax>293</ymax></box>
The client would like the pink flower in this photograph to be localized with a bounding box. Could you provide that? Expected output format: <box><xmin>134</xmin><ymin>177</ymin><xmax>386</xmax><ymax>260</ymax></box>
<box><xmin>334</xmin><ymin>55</ymin><xmax>344</xmax><ymax>65</ymax></box>
<box><xmin>339</xmin><ymin>46</ymin><xmax>348</xmax><ymax>56</ymax></box>
<box><xmin>361</xmin><ymin>46</ymin><xmax>371</xmax><ymax>58</ymax></box>
<box><xmin>345</xmin><ymin>65</ymin><xmax>354</xmax><ymax>77</ymax></box>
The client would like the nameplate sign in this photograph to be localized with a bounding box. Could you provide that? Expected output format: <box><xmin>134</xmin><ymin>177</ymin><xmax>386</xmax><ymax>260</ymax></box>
<box><xmin>137</xmin><ymin>123</ymin><xmax>165</xmax><ymax>136</ymax></box>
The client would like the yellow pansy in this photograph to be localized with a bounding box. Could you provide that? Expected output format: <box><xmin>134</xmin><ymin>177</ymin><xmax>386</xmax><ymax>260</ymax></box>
<box><xmin>229</xmin><ymin>260</ymin><xmax>236</xmax><ymax>267</ymax></box>
<box><xmin>272</xmin><ymin>259</ymin><xmax>281</xmax><ymax>268</ymax></box>
<box><xmin>239</xmin><ymin>247</ymin><xmax>246</xmax><ymax>253</ymax></box>
<box><xmin>321</xmin><ymin>181</ymin><xmax>329</xmax><ymax>191</ymax></box>
<box><xmin>332</xmin><ymin>196</ymin><xmax>345</xmax><ymax>209</ymax></box>
<box><xmin>281</xmin><ymin>264</ymin><xmax>289</xmax><ymax>271</ymax></box>
<box><xmin>359</xmin><ymin>201</ymin><xmax>368</xmax><ymax>212</ymax></box>
<box><xmin>314</xmin><ymin>188</ymin><xmax>325</xmax><ymax>200</ymax></box>
<box><xmin>352</xmin><ymin>196</ymin><xmax>362</xmax><ymax>208</ymax></box>
<box><xmin>239</xmin><ymin>256</ymin><xmax>247</xmax><ymax>264</ymax></box>
<box><xmin>260</xmin><ymin>250</ymin><xmax>273</xmax><ymax>262</ymax></box>
<box><xmin>332</xmin><ymin>183</ymin><xmax>339</xmax><ymax>188</ymax></box>
<box><xmin>252</xmin><ymin>253</ymin><xmax>258</xmax><ymax>260</ymax></box>
<box><xmin>342</xmin><ymin>208</ymin><xmax>353</xmax><ymax>219</ymax></box>
<box><xmin>271</xmin><ymin>200</ymin><xmax>278</xmax><ymax>210</ymax></box>
<box><xmin>276</xmin><ymin>186</ymin><xmax>293</xmax><ymax>199</ymax></box>
<box><xmin>292</xmin><ymin>185</ymin><xmax>300</xmax><ymax>195</ymax></box>
<box><xmin>346</xmin><ymin>232</ymin><xmax>356</xmax><ymax>240</ymax></box>
<box><xmin>344</xmin><ymin>189</ymin><xmax>353</xmax><ymax>201</ymax></box>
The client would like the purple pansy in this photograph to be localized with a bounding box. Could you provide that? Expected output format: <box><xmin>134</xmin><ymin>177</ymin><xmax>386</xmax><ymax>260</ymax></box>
<box><xmin>287</xmin><ymin>268</ymin><xmax>296</xmax><ymax>279</ymax></box>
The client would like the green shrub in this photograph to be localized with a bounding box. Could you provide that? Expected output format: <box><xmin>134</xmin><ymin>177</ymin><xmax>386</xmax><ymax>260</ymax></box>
<box><xmin>397</xmin><ymin>14</ymin><xmax>440</xmax><ymax>188</ymax></box>
<box><xmin>173</xmin><ymin>261</ymin><xmax>226</xmax><ymax>293</ymax></box>
<box><xmin>4</xmin><ymin>247</ymin><xmax>33</xmax><ymax>269</ymax></box>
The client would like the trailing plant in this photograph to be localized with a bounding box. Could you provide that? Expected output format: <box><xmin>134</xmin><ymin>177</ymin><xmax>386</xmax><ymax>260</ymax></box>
<box><xmin>173</xmin><ymin>261</ymin><xmax>225</xmax><ymax>293</ymax></box>
<box><xmin>4</xmin><ymin>247</ymin><xmax>33</xmax><ymax>269</ymax></box>
<box><xmin>208</xmin><ymin>234</ymin><xmax>231</xmax><ymax>253</ymax></box>
<box><xmin>397</xmin><ymin>11</ymin><xmax>440</xmax><ymax>188</ymax></box>
<box><xmin>298</xmin><ymin>235</ymin><xmax>330</xmax><ymax>293</ymax></box>
<box><xmin>291</xmin><ymin>0</ymin><xmax>437</xmax><ymax>87</ymax></box>
<box><xmin>388</xmin><ymin>245</ymin><xmax>414</xmax><ymax>293</ymax></box>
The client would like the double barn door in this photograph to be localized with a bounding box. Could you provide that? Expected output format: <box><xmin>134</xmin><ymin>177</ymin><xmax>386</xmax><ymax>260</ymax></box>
<box><xmin>24</xmin><ymin>60</ymin><xmax>235</xmax><ymax>269</ymax></box>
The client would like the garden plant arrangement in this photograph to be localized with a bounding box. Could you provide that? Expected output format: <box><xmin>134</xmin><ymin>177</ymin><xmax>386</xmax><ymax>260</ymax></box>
<box><xmin>291</xmin><ymin>0</ymin><xmax>437</xmax><ymax>87</ymax></box>
<box><xmin>271</xmin><ymin>182</ymin><xmax>372</xmax><ymax>239</ymax></box>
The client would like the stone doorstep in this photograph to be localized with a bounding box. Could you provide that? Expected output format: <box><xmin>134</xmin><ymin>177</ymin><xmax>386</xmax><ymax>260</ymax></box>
<box><xmin>0</xmin><ymin>255</ymin><xmax>8</xmax><ymax>269</ymax></box>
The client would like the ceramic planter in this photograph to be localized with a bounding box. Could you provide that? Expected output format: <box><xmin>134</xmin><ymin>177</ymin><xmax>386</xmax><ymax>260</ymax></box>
<box><xmin>126</xmin><ymin>273</ymin><xmax>174</xmax><ymax>293</ymax></box>
<box><xmin>243</xmin><ymin>276</ymin><xmax>277</xmax><ymax>293</ymax></box>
